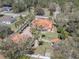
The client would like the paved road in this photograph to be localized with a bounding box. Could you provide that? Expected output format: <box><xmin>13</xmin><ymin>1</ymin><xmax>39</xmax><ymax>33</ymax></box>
<box><xmin>0</xmin><ymin>11</ymin><xmax>26</xmax><ymax>17</ymax></box>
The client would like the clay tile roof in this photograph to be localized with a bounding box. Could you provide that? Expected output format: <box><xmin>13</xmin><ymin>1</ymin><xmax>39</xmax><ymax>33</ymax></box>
<box><xmin>50</xmin><ymin>38</ymin><xmax>61</xmax><ymax>43</ymax></box>
<box><xmin>10</xmin><ymin>33</ymin><xmax>32</xmax><ymax>43</ymax></box>
<box><xmin>32</xmin><ymin>18</ymin><xmax>53</xmax><ymax>30</ymax></box>
<box><xmin>10</xmin><ymin>33</ymin><xmax>22</xmax><ymax>43</ymax></box>
<box><xmin>0</xmin><ymin>16</ymin><xmax>15</xmax><ymax>23</ymax></box>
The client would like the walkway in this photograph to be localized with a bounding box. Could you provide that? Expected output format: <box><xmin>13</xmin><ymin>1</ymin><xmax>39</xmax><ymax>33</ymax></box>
<box><xmin>0</xmin><ymin>11</ymin><xmax>26</xmax><ymax>17</ymax></box>
<box><xmin>27</xmin><ymin>54</ymin><xmax>51</xmax><ymax>59</ymax></box>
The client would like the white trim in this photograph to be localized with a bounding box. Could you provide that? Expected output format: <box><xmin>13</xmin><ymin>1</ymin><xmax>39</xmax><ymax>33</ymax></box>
<box><xmin>27</xmin><ymin>54</ymin><xmax>50</xmax><ymax>59</ymax></box>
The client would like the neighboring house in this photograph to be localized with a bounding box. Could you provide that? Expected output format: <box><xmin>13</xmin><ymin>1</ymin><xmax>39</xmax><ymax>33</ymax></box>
<box><xmin>2</xmin><ymin>4</ymin><xmax>12</xmax><ymax>11</ymax></box>
<box><xmin>0</xmin><ymin>16</ymin><xmax>16</xmax><ymax>25</ymax></box>
<box><xmin>32</xmin><ymin>16</ymin><xmax>53</xmax><ymax>31</ymax></box>
<box><xmin>10</xmin><ymin>33</ymin><xmax>23</xmax><ymax>43</ymax></box>
<box><xmin>10</xmin><ymin>33</ymin><xmax>32</xmax><ymax>43</ymax></box>
<box><xmin>10</xmin><ymin>27</ymin><xmax>32</xmax><ymax>43</ymax></box>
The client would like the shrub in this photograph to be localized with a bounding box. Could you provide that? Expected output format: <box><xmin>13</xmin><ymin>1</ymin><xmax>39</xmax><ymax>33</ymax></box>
<box><xmin>34</xmin><ymin>7</ymin><xmax>45</xmax><ymax>16</ymax></box>
<box><xmin>0</xmin><ymin>38</ymin><xmax>32</xmax><ymax>59</ymax></box>
<box><xmin>57</xmin><ymin>26</ymin><xmax>69</xmax><ymax>40</ymax></box>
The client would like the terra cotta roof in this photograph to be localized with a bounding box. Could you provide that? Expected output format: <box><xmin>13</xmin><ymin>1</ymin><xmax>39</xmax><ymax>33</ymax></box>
<box><xmin>10</xmin><ymin>33</ymin><xmax>22</xmax><ymax>43</ymax></box>
<box><xmin>10</xmin><ymin>33</ymin><xmax>31</xmax><ymax>43</ymax></box>
<box><xmin>32</xmin><ymin>18</ymin><xmax>53</xmax><ymax>30</ymax></box>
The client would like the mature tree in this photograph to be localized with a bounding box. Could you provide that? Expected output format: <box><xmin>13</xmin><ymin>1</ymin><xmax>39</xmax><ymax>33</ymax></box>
<box><xmin>0</xmin><ymin>26</ymin><xmax>13</xmax><ymax>38</ymax></box>
<box><xmin>73</xmin><ymin>0</ymin><xmax>79</xmax><ymax>8</ymax></box>
<box><xmin>34</xmin><ymin>7</ymin><xmax>45</xmax><ymax>16</ymax></box>
<box><xmin>0</xmin><ymin>0</ymin><xmax>3</xmax><ymax>7</ymax></box>
<box><xmin>12</xmin><ymin>0</ymin><xmax>25</xmax><ymax>13</ymax></box>
<box><xmin>48</xmin><ymin>3</ymin><xmax>56</xmax><ymax>16</ymax></box>
<box><xmin>3</xmin><ymin>0</ymin><xmax>13</xmax><ymax>5</ymax></box>
<box><xmin>66</xmin><ymin>19</ymin><xmax>79</xmax><ymax>36</ymax></box>
<box><xmin>57</xmin><ymin>26</ymin><xmax>69</xmax><ymax>40</ymax></box>
<box><xmin>52</xmin><ymin>35</ymin><xmax>79</xmax><ymax>59</ymax></box>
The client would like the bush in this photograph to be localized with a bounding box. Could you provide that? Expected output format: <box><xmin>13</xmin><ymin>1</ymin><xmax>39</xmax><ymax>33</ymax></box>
<box><xmin>39</xmin><ymin>41</ymin><xmax>43</xmax><ymax>45</ymax></box>
<box><xmin>12</xmin><ymin>2</ymin><xmax>26</xmax><ymax>13</ymax></box>
<box><xmin>0</xmin><ymin>26</ymin><xmax>13</xmax><ymax>39</ymax></box>
<box><xmin>57</xmin><ymin>26</ymin><xmax>69</xmax><ymax>40</ymax></box>
<box><xmin>58</xmin><ymin>33</ymin><xmax>65</xmax><ymax>39</ymax></box>
<box><xmin>0</xmin><ymin>38</ymin><xmax>32</xmax><ymax>59</ymax></box>
<box><xmin>34</xmin><ymin>7</ymin><xmax>45</xmax><ymax>16</ymax></box>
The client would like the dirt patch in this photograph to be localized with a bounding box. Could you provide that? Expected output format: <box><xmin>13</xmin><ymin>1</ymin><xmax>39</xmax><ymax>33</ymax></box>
<box><xmin>0</xmin><ymin>54</ymin><xmax>5</xmax><ymax>59</ymax></box>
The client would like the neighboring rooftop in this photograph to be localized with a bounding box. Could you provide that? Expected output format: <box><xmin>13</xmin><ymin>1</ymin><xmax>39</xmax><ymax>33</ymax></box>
<box><xmin>10</xmin><ymin>27</ymin><xmax>32</xmax><ymax>43</ymax></box>
<box><xmin>10</xmin><ymin>33</ymin><xmax>32</xmax><ymax>43</ymax></box>
<box><xmin>0</xmin><ymin>16</ymin><xmax>16</xmax><ymax>24</ymax></box>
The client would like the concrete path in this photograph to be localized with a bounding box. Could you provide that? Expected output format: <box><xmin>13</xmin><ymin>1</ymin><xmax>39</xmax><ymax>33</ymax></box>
<box><xmin>27</xmin><ymin>54</ymin><xmax>50</xmax><ymax>59</ymax></box>
<box><xmin>0</xmin><ymin>11</ymin><xmax>26</xmax><ymax>17</ymax></box>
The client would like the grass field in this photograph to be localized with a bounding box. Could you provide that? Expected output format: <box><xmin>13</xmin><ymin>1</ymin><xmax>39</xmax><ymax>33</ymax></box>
<box><xmin>41</xmin><ymin>31</ymin><xmax>58</xmax><ymax>39</ymax></box>
<box><xmin>34</xmin><ymin>42</ymin><xmax>53</xmax><ymax>56</ymax></box>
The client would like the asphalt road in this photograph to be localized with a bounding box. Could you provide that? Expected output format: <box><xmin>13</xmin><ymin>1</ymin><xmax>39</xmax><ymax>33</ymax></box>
<box><xmin>0</xmin><ymin>11</ymin><xmax>26</xmax><ymax>17</ymax></box>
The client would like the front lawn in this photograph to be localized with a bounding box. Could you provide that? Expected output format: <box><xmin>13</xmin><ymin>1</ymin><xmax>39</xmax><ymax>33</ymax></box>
<box><xmin>34</xmin><ymin>42</ymin><xmax>52</xmax><ymax>55</ymax></box>
<box><xmin>41</xmin><ymin>32</ymin><xmax>58</xmax><ymax>39</ymax></box>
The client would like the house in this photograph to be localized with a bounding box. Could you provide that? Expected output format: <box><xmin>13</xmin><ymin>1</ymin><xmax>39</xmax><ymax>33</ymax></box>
<box><xmin>10</xmin><ymin>33</ymin><xmax>32</xmax><ymax>43</ymax></box>
<box><xmin>0</xmin><ymin>16</ymin><xmax>16</xmax><ymax>25</ymax></box>
<box><xmin>10</xmin><ymin>33</ymin><xmax>22</xmax><ymax>43</ymax></box>
<box><xmin>2</xmin><ymin>4</ymin><xmax>12</xmax><ymax>11</ymax></box>
<box><xmin>32</xmin><ymin>16</ymin><xmax>53</xmax><ymax>31</ymax></box>
<box><xmin>10</xmin><ymin>27</ymin><xmax>32</xmax><ymax>43</ymax></box>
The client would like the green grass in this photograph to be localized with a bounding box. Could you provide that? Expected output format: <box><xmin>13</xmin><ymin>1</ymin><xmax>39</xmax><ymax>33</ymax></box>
<box><xmin>41</xmin><ymin>32</ymin><xmax>58</xmax><ymax>39</ymax></box>
<box><xmin>34</xmin><ymin>42</ymin><xmax>52</xmax><ymax>55</ymax></box>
